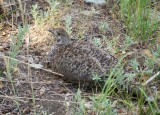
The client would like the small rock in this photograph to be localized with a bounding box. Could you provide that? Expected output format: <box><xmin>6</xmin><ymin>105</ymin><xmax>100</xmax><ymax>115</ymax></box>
<box><xmin>84</xmin><ymin>0</ymin><xmax>106</xmax><ymax>5</ymax></box>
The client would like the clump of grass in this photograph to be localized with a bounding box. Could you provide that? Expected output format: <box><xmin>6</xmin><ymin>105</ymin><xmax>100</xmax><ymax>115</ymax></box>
<box><xmin>3</xmin><ymin>25</ymin><xmax>28</xmax><ymax>115</ymax></box>
<box><xmin>120</xmin><ymin>0</ymin><xmax>158</xmax><ymax>41</ymax></box>
<box><xmin>72</xmin><ymin>88</ymin><xmax>117</xmax><ymax>115</ymax></box>
<box><xmin>91</xmin><ymin>95</ymin><xmax>117</xmax><ymax>115</ymax></box>
<box><xmin>6</xmin><ymin>25</ymin><xmax>28</xmax><ymax>94</ymax></box>
<box><xmin>71</xmin><ymin>89</ymin><xmax>86</xmax><ymax>115</ymax></box>
<box><xmin>31</xmin><ymin>4</ymin><xmax>39</xmax><ymax>25</ymax></box>
<box><xmin>65</xmin><ymin>15</ymin><xmax>72</xmax><ymax>35</ymax></box>
<box><xmin>92</xmin><ymin>37</ymin><xmax>102</xmax><ymax>47</ymax></box>
<box><xmin>98</xmin><ymin>21</ymin><xmax>110</xmax><ymax>34</ymax></box>
<box><xmin>48</xmin><ymin>0</ymin><xmax>60</xmax><ymax>13</ymax></box>
<box><xmin>31</xmin><ymin>0</ymin><xmax>59</xmax><ymax>26</ymax></box>
<box><xmin>9</xmin><ymin>25</ymin><xmax>28</xmax><ymax>70</ymax></box>
<box><xmin>103</xmin><ymin>35</ymin><xmax>119</xmax><ymax>55</ymax></box>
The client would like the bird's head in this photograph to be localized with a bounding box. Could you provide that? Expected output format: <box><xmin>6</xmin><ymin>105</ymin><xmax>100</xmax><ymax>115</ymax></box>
<box><xmin>48</xmin><ymin>28</ymin><xmax>72</xmax><ymax>46</ymax></box>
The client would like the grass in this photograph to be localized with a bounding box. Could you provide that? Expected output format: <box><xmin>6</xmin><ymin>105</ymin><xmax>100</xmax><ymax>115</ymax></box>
<box><xmin>72</xmin><ymin>89</ymin><xmax>87</xmax><ymax>115</ymax></box>
<box><xmin>120</xmin><ymin>0</ymin><xmax>158</xmax><ymax>42</ymax></box>
<box><xmin>31</xmin><ymin>0</ymin><xmax>59</xmax><ymax>26</ymax></box>
<box><xmin>71</xmin><ymin>29</ymin><xmax>160</xmax><ymax>114</ymax></box>
<box><xmin>9</xmin><ymin>25</ymin><xmax>28</xmax><ymax>69</ymax></box>
<box><xmin>98</xmin><ymin>21</ymin><xmax>110</xmax><ymax>34</ymax></box>
<box><xmin>2</xmin><ymin>25</ymin><xmax>28</xmax><ymax>115</ymax></box>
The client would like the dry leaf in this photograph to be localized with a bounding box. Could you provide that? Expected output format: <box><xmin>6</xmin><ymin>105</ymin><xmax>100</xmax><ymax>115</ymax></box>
<box><xmin>30</xmin><ymin>63</ymin><xmax>43</xmax><ymax>69</ymax></box>
<box><xmin>112</xmin><ymin>100</ymin><xmax>118</xmax><ymax>107</ymax></box>
<box><xmin>28</xmin><ymin>57</ymin><xmax>43</xmax><ymax>69</ymax></box>
<box><xmin>0</xmin><ymin>23</ymin><xmax>3</xmax><ymax>30</ymax></box>
<box><xmin>0</xmin><ymin>81</ymin><xmax>4</xmax><ymax>88</ymax></box>
<box><xmin>39</xmin><ymin>86</ymin><xmax>45</xmax><ymax>95</ymax></box>
<box><xmin>143</xmin><ymin>49</ymin><xmax>155</xmax><ymax>59</ymax></box>
<box><xmin>0</xmin><ymin>46</ymin><xmax>4</xmax><ymax>51</ymax></box>
<box><xmin>140</xmin><ymin>75</ymin><xmax>149</xmax><ymax>83</ymax></box>
<box><xmin>2</xmin><ymin>32</ymin><xmax>6</xmax><ymax>36</ymax></box>
<box><xmin>156</xmin><ymin>91</ymin><xmax>160</xmax><ymax>100</ymax></box>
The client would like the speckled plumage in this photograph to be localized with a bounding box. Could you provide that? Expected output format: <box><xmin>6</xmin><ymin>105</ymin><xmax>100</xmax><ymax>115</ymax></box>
<box><xmin>48</xmin><ymin>28</ymin><xmax>117</xmax><ymax>83</ymax></box>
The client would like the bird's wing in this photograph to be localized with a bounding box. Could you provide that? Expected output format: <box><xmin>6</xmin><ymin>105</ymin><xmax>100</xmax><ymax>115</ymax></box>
<box><xmin>55</xmin><ymin>53</ymin><xmax>106</xmax><ymax>82</ymax></box>
<box><xmin>73</xmin><ymin>41</ymin><xmax>117</xmax><ymax>71</ymax></box>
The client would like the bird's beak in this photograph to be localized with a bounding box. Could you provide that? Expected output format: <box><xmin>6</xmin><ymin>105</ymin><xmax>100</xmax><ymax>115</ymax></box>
<box><xmin>48</xmin><ymin>29</ymin><xmax>53</xmax><ymax>33</ymax></box>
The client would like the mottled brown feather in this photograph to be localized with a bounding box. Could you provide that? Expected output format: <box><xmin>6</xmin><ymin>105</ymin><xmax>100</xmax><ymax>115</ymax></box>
<box><xmin>48</xmin><ymin>28</ymin><xmax>117</xmax><ymax>83</ymax></box>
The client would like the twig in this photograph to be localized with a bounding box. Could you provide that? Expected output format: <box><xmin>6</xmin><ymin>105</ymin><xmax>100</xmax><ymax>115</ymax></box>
<box><xmin>0</xmin><ymin>52</ymin><xmax>64</xmax><ymax>76</ymax></box>
<box><xmin>0</xmin><ymin>95</ymin><xmax>79</xmax><ymax>104</ymax></box>
<box><xmin>142</xmin><ymin>71</ymin><xmax>160</xmax><ymax>86</ymax></box>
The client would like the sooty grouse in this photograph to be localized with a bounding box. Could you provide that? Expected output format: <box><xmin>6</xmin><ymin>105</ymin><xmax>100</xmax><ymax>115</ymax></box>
<box><xmin>48</xmin><ymin>28</ymin><xmax>117</xmax><ymax>84</ymax></box>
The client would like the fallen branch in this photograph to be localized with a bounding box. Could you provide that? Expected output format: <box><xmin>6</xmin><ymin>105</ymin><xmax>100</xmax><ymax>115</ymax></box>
<box><xmin>142</xmin><ymin>71</ymin><xmax>160</xmax><ymax>86</ymax></box>
<box><xmin>0</xmin><ymin>52</ymin><xmax>63</xmax><ymax>76</ymax></box>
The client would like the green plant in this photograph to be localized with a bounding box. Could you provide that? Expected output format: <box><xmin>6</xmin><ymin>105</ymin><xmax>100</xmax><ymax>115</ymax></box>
<box><xmin>91</xmin><ymin>95</ymin><xmax>117</xmax><ymax>115</ymax></box>
<box><xmin>120</xmin><ymin>0</ymin><xmax>158</xmax><ymax>41</ymax></box>
<box><xmin>130</xmin><ymin>59</ymin><xmax>139</xmax><ymax>72</ymax></box>
<box><xmin>31</xmin><ymin>0</ymin><xmax>59</xmax><ymax>26</ymax></box>
<box><xmin>8</xmin><ymin>25</ymin><xmax>28</xmax><ymax>94</ymax></box>
<box><xmin>72</xmin><ymin>89</ymin><xmax>86</xmax><ymax>115</ymax></box>
<box><xmin>138</xmin><ymin>88</ymin><xmax>160</xmax><ymax>114</ymax></box>
<box><xmin>123</xmin><ymin>36</ymin><xmax>135</xmax><ymax>50</ymax></box>
<box><xmin>129</xmin><ymin>57</ymin><xmax>154</xmax><ymax>78</ymax></box>
<box><xmin>73</xmin><ymin>89</ymin><xmax>117</xmax><ymax>115</ymax></box>
<box><xmin>31</xmin><ymin>4</ymin><xmax>48</xmax><ymax>25</ymax></box>
<box><xmin>31</xmin><ymin>4</ymin><xmax>39</xmax><ymax>25</ymax></box>
<box><xmin>92</xmin><ymin>37</ymin><xmax>102</xmax><ymax>47</ymax></box>
<box><xmin>98</xmin><ymin>22</ymin><xmax>110</xmax><ymax>34</ymax></box>
<box><xmin>48</xmin><ymin>0</ymin><xmax>60</xmax><ymax>13</ymax></box>
<box><xmin>3</xmin><ymin>25</ymin><xmax>28</xmax><ymax>115</ymax></box>
<box><xmin>152</xmin><ymin>44</ymin><xmax>160</xmax><ymax>59</ymax></box>
<box><xmin>9</xmin><ymin>25</ymin><xmax>28</xmax><ymax>69</ymax></box>
<box><xmin>104</xmin><ymin>35</ymin><xmax>118</xmax><ymax>55</ymax></box>
<box><xmin>65</xmin><ymin>15</ymin><xmax>72</xmax><ymax>35</ymax></box>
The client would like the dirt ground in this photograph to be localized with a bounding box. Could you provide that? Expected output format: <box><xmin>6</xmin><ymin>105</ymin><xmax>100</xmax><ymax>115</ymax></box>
<box><xmin>0</xmin><ymin>0</ymin><xmax>160</xmax><ymax>114</ymax></box>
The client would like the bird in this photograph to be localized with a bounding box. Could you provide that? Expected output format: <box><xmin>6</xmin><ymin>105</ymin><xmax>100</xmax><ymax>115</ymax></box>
<box><xmin>48</xmin><ymin>28</ymin><xmax>117</xmax><ymax>84</ymax></box>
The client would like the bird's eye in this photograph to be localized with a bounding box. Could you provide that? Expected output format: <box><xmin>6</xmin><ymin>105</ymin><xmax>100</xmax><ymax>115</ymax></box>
<box><xmin>57</xmin><ymin>32</ymin><xmax>61</xmax><ymax>36</ymax></box>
